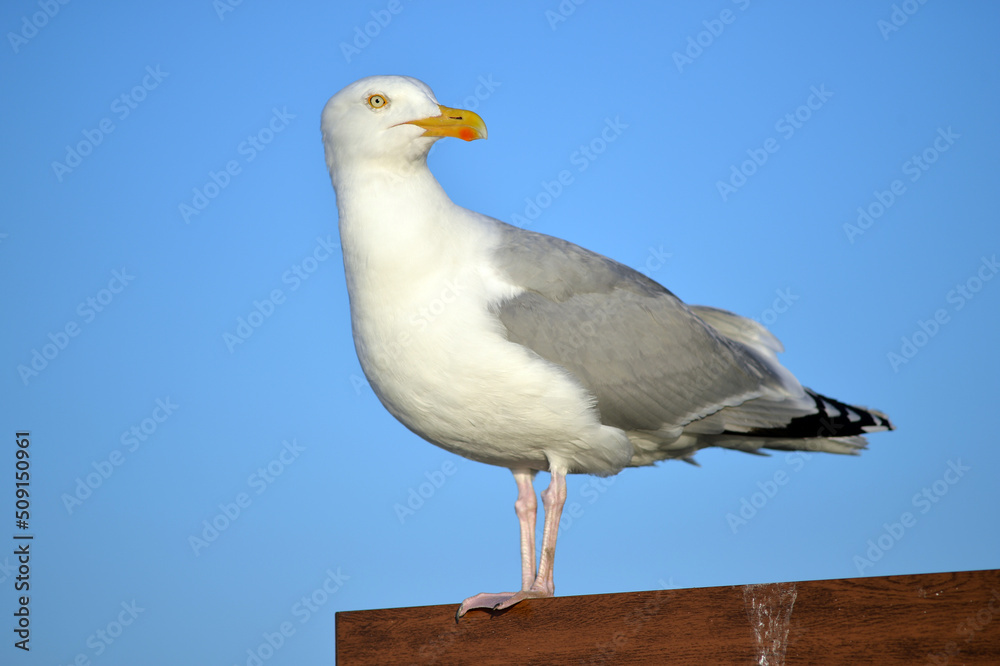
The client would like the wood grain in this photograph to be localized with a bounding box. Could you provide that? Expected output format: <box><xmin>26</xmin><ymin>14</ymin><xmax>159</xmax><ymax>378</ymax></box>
<box><xmin>336</xmin><ymin>569</ymin><xmax>1000</xmax><ymax>664</ymax></box>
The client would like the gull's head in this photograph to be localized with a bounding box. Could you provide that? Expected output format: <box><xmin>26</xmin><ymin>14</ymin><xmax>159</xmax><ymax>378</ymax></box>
<box><xmin>321</xmin><ymin>75</ymin><xmax>487</xmax><ymax>180</ymax></box>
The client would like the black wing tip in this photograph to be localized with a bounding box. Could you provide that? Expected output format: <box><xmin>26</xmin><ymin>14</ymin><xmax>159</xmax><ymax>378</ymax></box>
<box><xmin>739</xmin><ymin>389</ymin><xmax>894</xmax><ymax>440</ymax></box>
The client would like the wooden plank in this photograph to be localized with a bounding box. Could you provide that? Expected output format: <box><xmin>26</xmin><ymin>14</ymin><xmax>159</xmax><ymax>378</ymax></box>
<box><xmin>336</xmin><ymin>569</ymin><xmax>1000</xmax><ymax>664</ymax></box>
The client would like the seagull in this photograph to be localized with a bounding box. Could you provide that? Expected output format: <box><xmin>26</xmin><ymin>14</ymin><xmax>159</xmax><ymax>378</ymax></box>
<box><xmin>320</xmin><ymin>75</ymin><xmax>894</xmax><ymax>617</ymax></box>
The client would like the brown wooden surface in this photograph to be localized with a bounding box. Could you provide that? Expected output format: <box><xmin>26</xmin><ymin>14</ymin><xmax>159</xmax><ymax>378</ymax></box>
<box><xmin>336</xmin><ymin>569</ymin><xmax>1000</xmax><ymax>664</ymax></box>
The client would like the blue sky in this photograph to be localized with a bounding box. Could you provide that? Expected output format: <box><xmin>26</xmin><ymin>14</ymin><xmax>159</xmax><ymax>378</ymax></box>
<box><xmin>3</xmin><ymin>1</ymin><xmax>998</xmax><ymax>664</ymax></box>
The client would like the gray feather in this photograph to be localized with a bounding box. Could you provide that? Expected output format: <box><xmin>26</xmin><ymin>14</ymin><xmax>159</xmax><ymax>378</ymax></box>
<box><xmin>488</xmin><ymin>222</ymin><xmax>893</xmax><ymax>464</ymax></box>
<box><xmin>490</xmin><ymin>223</ymin><xmax>784</xmax><ymax>434</ymax></box>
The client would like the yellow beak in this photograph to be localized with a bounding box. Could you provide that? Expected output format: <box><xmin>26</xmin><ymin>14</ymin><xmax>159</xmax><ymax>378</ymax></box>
<box><xmin>403</xmin><ymin>105</ymin><xmax>488</xmax><ymax>142</ymax></box>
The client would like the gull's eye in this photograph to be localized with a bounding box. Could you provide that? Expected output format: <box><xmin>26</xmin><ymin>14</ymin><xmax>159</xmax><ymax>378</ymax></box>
<box><xmin>367</xmin><ymin>94</ymin><xmax>387</xmax><ymax>109</ymax></box>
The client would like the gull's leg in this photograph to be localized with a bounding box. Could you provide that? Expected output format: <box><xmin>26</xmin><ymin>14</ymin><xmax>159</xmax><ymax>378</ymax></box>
<box><xmin>513</xmin><ymin>469</ymin><xmax>538</xmax><ymax>589</ymax></box>
<box><xmin>457</xmin><ymin>469</ymin><xmax>537</xmax><ymax>617</ymax></box>
<box><xmin>493</xmin><ymin>468</ymin><xmax>566</xmax><ymax>609</ymax></box>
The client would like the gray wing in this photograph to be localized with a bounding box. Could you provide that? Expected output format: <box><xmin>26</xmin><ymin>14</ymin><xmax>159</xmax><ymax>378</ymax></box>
<box><xmin>489</xmin><ymin>222</ymin><xmax>801</xmax><ymax>436</ymax></box>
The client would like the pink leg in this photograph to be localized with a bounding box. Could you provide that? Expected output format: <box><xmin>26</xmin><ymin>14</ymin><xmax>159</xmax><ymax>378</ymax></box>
<box><xmin>457</xmin><ymin>469</ymin><xmax>567</xmax><ymax>617</ymax></box>
<box><xmin>494</xmin><ymin>469</ymin><xmax>566</xmax><ymax>607</ymax></box>
<box><xmin>513</xmin><ymin>470</ymin><xmax>538</xmax><ymax>590</ymax></box>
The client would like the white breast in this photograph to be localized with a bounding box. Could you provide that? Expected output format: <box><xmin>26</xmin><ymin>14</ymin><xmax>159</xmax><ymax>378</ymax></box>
<box><xmin>340</xmin><ymin>199</ymin><xmax>632</xmax><ymax>475</ymax></box>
